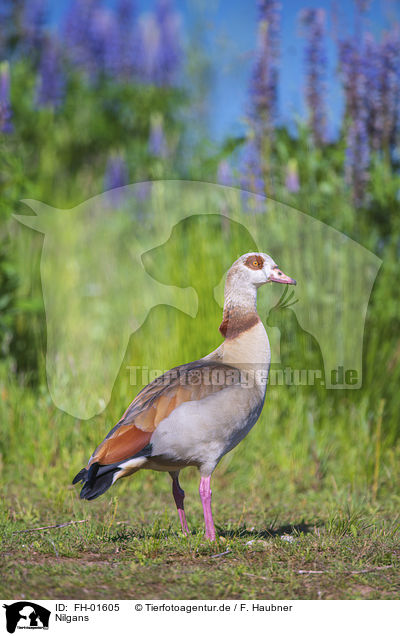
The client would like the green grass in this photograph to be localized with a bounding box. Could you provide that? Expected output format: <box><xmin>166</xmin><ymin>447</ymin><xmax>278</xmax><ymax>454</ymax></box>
<box><xmin>2</xmin><ymin>483</ymin><xmax>400</xmax><ymax>599</ymax></box>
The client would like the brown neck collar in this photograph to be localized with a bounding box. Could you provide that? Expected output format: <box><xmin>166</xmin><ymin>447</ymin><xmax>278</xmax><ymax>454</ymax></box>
<box><xmin>219</xmin><ymin>305</ymin><xmax>260</xmax><ymax>340</ymax></box>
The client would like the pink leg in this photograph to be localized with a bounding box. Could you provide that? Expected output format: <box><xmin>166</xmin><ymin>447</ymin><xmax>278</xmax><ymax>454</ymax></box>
<box><xmin>171</xmin><ymin>472</ymin><xmax>189</xmax><ymax>535</ymax></box>
<box><xmin>199</xmin><ymin>476</ymin><xmax>216</xmax><ymax>541</ymax></box>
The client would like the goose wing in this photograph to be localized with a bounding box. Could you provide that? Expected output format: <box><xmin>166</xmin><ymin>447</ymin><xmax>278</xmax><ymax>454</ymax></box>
<box><xmin>89</xmin><ymin>359</ymin><xmax>239</xmax><ymax>466</ymax></box>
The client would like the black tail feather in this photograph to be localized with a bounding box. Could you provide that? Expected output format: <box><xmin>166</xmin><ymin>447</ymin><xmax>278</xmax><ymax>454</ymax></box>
<box><xmin>72</xmin><ymin>462</ymin><xmax>121</xmax><ymax>500</ymax></box>
<box><xmin>72</xmin><ymin>445</ymin><xmax>153</xmax><ymax>501</ymax></box>
<box><xmin>72</xmin><ymin>468</ymin><xmax>88</xmax><ymax>485</ymax></box>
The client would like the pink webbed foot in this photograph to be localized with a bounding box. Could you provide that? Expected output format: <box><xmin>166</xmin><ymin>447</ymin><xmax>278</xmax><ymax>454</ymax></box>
<box><xmin>199</xmin><ymin>475</ymin><xmax>216</xmax><ymax>541</ymax></box>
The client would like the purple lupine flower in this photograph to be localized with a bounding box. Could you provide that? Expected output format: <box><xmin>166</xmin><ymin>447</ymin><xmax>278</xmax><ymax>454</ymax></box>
<box><xmin>136</xmin><ymin>13</ymin><xmax>160</xmax><ymax>83</ymax></box>
<box><xmin>217</xmin><ymin>160</ymin><xmax>234</xmax><ymax>187</ymax></box>
<box><xmin>104</xmin><ymin>154</ymin><xmax>129</xmax><ymax>206</ymax></box>
<box><xmin>114</xmin><ymin>0</ymin><xmax>136</xmax><ymax>78</ymax></box>
<box><xmin>0</xmin><ymin>61</ymin><xmax>12</xmax><ymax>133</ymax></box>
<box><xmin>64</xmin><ymin>0</ymin><xmax>118</xmax><ymax>79</ymax></box>
<box><xmin>134</xmin><ymin>181</ymin><xmax>152</xmax><ymax>218</ymax></box>
<box><xmin>35</xmin><ymin>38</ymin><xmax>65</xmax><ymax>108</ymax></box>
<box><xmin>300</xmin><ymin>8</ymin><xmax>327</xmax><ymax>146</ymax></box>
<box><xmin>249</xmin><ymin>0</ymin><xmax>281</xmax><ymax>139</ymax></box>
<box><xmin>363</xmin><ymin>30</ymin><xmax>400</xmax><ymax>154</ymax></box>
<box><xmin>285</xmin><ymin>159</ymin><xmax>300</xmax><ymax>193</ymax></box>
<box><xmin>105</xmin><ymin>154</ymin><xmax>129</xmax><ymax>191</ymax></box>
<box><xmin>345</xmin><ymin>114</ymin><xmax>370</xmax><ymax>206</ymax></box>
<box><xmin>149</xmin><ymin>114</ymin><xmax>168</xmax><ymax>157</ymax></box>
<box><xmin>240</xmin><ymin>137</ymin><xmax>265</xmax><ymax>196</ymax></box>
<box><xmin>379</xmin><ymin>30</ymin><xmax>400</xmax><ymax>151</ymax></box>
<box><xmin>363</xmin><ymin>33</ymin><xmax>382</xmax><ymax>151</ymax></box>
<box><xmin>88</xmin><ymin>8</ymin><xmax>118</xmax><ymax>76</ymax></box>
<box><xmin>63</xmin><ymin>0</ymin><xmax>97</xmax><ymax>73</ymax></box>
<box><xmin>135</xmin><ymin>180</ymin><xmax>152</xmax><ymax>201</ymax></box>
<box><xmin>339</xmin><ymin>39</ymin><xmax>370</xmax><ymax>206</ymax></box>
<box><xmin>0</xmin><ymin>0</ymin><xmax>14</xmax><ymax>55</ymax></box>
<box><xmin>154</xmin><ymin>0</ymin><xmax>181</xmax><ymax>86</ymax></box>
<box><xmin>116</xmin><ymin>0</ymin><xmax>135</xmax><ymax>35</ymax></box>
<box><xmin>21</xmin><ymin>0</ymin><xmax>47</xmax><ymax>56</ymax></box>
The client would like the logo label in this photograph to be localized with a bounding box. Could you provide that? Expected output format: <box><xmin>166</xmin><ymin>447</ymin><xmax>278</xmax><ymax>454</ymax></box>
<box><xmin>3</xmin><ymin>603</ymin><xmax>51</xmax><ymax>633</ymax></box>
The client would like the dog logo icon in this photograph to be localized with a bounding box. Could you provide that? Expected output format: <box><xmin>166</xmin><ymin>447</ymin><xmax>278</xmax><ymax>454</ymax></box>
<box><xmin>3</xmin><ymin>602</ymin><xmax>50</xmax><ymax>633</ymax></box>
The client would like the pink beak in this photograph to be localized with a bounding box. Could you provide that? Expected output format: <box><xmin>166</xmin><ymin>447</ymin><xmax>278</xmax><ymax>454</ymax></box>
<box><xmin>269</xmin><ymin>267</ymin><xmax>297</xmax><ymax>285</ymax></box>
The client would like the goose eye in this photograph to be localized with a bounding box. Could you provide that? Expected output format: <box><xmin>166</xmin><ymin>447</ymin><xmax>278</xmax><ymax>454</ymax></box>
<box><xmin>252</xmin><ymin>260</ymin><xmax>259</xmax><ymax>267</ymax></box>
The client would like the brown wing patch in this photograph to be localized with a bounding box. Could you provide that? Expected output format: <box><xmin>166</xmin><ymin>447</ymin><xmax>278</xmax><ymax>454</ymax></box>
<box><xmin>153</xmin><ymin>394</ymin><xmax>172</xmax><ymax>426</ymax></box>
<box><xmin>134</xmin><ymin>407</ymin><xmax>157</xmax><ymax>432</ymax></box>
<box><xmin>93</xmin><ymin>425</ymin><xmax>152</xmax><ymax>465</ymax></box>
<box><xmin>244</xmin><ymin>254</ymin><xmax>264</xmax><ymax>270</ymax></box>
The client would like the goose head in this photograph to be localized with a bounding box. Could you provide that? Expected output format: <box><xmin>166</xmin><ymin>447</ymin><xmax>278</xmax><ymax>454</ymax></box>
<box><xmin>227</xmin><ymin>253</ymin><xmax>296</xmax><ymax>291</ymax></box>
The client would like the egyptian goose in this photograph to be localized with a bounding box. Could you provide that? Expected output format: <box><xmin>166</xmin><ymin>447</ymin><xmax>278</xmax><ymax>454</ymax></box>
<box><xmin>73</xmin><ymin>253</ymin><xmax>296</xmax><ymax>540</ymax></box>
